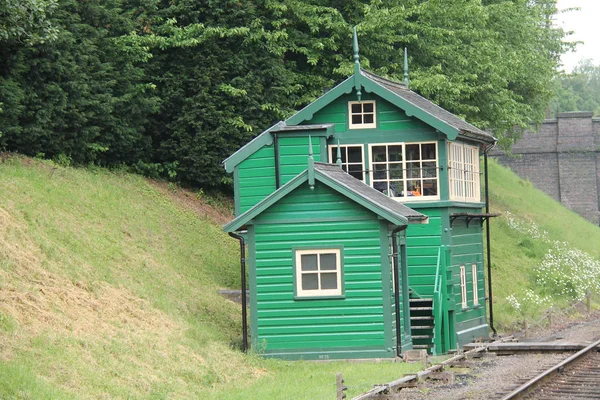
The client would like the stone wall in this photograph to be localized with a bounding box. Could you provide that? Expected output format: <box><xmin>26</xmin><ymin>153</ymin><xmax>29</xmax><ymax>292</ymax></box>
<box><xmin>491</xmin><ymin>112</ymin><xmax>600</xmax><ymax>226</ymax></box>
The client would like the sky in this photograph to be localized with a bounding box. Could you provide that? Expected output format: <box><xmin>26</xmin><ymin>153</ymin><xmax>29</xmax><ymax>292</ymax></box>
<box><xmin>555</xmin><ymin>0</ymin><xmax>600</xmax><ymax>72</ymax></box>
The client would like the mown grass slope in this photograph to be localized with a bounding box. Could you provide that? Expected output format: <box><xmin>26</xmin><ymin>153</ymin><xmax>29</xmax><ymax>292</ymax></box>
<box><xmin>1</xmin><ymin>155</ymin><xmax>599</xmax><ymax>399</ymax></box>
<box><xmin>0</xmin><ymin>156</ymin><xmax>420</xmax><ymax>399</ymax></box>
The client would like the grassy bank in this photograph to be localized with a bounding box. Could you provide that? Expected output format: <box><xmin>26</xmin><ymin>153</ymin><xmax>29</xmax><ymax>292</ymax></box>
<box><xmin>1</xmin><ymin>155</ymin><xmax>599</xmax><ymax>399</ymax></box>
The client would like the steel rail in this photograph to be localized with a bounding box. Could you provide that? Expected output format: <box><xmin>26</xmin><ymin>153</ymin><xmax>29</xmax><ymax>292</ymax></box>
<box><xmin>500</xmin><ymin>337</ymin><xmax>600</xmax><ymax>400</ymax></box>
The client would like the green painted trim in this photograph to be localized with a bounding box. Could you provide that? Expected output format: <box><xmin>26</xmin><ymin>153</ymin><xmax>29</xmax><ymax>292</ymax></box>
<box><xmin>438</xmin><ymin>139</ymin><xmax>449</xmax><ymax>201</ymax></box>
<box><xmin>400</xmin><ymin>239</ymin><xmax>411</xmax><ymax>343</ymax></box>
<box><xmin>223</xmin><ymin>171</ymin><xmax>308</xmax><ymax>232</ymax></box>
<box><xmin>259</xmin><ymin>346</ymin><xmax>395</xmax><ymax>360</ymax></box>
<box><xmin>360</xmin><ymin>78</ymin><xmax>460</xmax><ymax>140</ymax></box>
<box><xmin>233</xmin><ymin>166</ymin><xmax>241</xmax><ymax>216</ymax></box>
<box><xmin>271</xmin><ymin>131</ymin><xmax>332</xmax><ymax>138</ymax></box>
<box><xmin>319</xmin><ymin>137</ymin><xmax>327</xmax><ymax>161</ymax></box>
<box><xmin>379</xmin><ymin>222</ymin><xmax>395</xmax><ymax>353</ymax></box>
<box><xmin>225</xmin><ymin>168</ymin><xmax>412</xmax><ymax>232</ymax></box>
<box><xmin>291</xmin><ymin>245</ymin><xmax>345</xmax><ymax>300</ymax></box>
<box><xmin>286</xmin><ymin>77</ymin><xmax>355</xmax><ymax>125</ymax></box>
<box><xmin>247</xmin><ymin>226</ymin><xmax>258</xmax><ymax>350</ymax></box>
<box><xmin>224</xmin><ymin>129</ymin><xmax>275</xmax><ymax>173</ymax></box>
<box><xmin>253</xmin><ymin>215</ymin><xmax>375</xmax><ymax>225</ymax></box>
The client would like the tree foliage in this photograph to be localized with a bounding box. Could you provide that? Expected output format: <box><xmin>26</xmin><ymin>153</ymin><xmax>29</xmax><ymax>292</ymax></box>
<box><xmin>550</xmin><ymin>59</ymin><xmax>600</xmax><ymax>116</ymax></box>
<box><xmin>0</xmin><ymin>0</ymin><xmax>571</xmax><ymax>188</ymax></box>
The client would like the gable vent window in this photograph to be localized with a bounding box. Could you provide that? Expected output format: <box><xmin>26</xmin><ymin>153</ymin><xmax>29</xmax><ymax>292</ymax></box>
<box><xmin>349</xmin><ymin>101</ymin><xmax>376</xmax><ymax>129</ymax></box>
<box><xmin>295</xmin><ymin>249</ymin><xmax>343</xmax><ymax>298</ymax></box>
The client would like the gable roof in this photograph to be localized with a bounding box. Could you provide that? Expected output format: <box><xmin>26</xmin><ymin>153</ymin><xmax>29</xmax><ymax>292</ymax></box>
<box><xmin>223</xmin><ymin>162</ymin><xmax>428</xmax><ymax>232</ymax></box>
<box><xmin>223</xmin><ymin>69</ymin><xmax>496</xmax><ymax>173</ymax></box>
<box><xmin>359</xmin><ymin>70</ymin><xmax>495</xmax><ymax>143</ymax></box>
<box><xmin>287</xmin><ymin>68</ymin><xmax>496</xmax><ymax>144</ymax></box>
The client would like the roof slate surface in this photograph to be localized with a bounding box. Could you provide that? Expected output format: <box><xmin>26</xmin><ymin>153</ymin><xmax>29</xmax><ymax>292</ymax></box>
<box><xmin>314</xmin><ymin>162</ymin><xmax>427</xmax><ymax>222</ymax></box>
<box><xmin>361</xmin><ymin>70</ymin><xmax>496</xmax><ymax>143</ymax></box>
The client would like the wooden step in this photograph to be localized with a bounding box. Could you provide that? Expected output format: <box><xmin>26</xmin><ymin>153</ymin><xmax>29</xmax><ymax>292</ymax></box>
<box><xmin>413</xmin><ymin>344</ymin><xmax>432</xmax><ymax>349</ymax></box>
<box><xmin>411</xmin><ymin>335</ymin><xmax>433</xmax><ymax>339</ymax></box>
<box><xmin>411</xmin><ymin>325</ymin><xmax>434</xmax><ymax>330</ymax></box>
<box><xmin>409</xmin><ymin>306</ymin><xmax>433</xmax><ymax>311</ymax></box>
<box><xmin>410</xmin><ymin>316</ymin><xmax>434</xmax><ymax>320</ymax></box>
<box><xmin>409</xmin><ymin>298</ymin><xmax>433</xmax><ymax>302</ymax></box>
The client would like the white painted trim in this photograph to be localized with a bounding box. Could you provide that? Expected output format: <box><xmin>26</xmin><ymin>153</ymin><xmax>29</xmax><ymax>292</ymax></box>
<box><xmin>295</xmin><ymin>249</ymin><xmax>342</xmax><ymax>297</ymax></box>
<box><xmin>327</xmin><ymin>144</ymin><xmax>365</xmax><ymax>182</ymax></box>
<box><xmin>367</xmin><ymin>141</ymin><xmax>440</xmax><ymax>202</ymax></box>
<box><xmin>460</xmin><ymin>265</ymin><xmax>467</xmax><ymax>308</ymax></box>
<box><xmin>472</xmin><ymin>263</ymin><xmax>479</xmax><ymax>306</ymax></box>
<box><xmin>348</xmin><ymin>101</ymin><xmax>377</xmax><ymax>129</ymax></box>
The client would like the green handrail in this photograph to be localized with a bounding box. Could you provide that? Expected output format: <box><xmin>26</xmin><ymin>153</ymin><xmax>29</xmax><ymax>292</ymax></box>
<box><xmin>432</xmin><ymin>246</ymin><xmax>443</xmax><ymax>355</ymax></box>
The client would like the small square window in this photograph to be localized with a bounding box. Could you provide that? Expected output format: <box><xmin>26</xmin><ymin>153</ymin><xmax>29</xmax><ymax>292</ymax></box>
<box><xmin>295</xmin><ymin>249</ymin><xmax>343</xmax><ymax>297</ymax></box>
<box><xmin>348</xmin><ymin>101</ymin><xmax>376</xmax><ymax>129</ymax></box>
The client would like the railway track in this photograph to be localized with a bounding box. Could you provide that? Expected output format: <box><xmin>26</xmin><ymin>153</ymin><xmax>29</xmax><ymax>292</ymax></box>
<box><xmin>497</xmin><ymin>337</ymin><xmax>600</xmax><ymax>399</ymax></box>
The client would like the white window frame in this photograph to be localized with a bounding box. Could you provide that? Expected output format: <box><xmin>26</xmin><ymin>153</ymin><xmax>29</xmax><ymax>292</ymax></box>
<box><xmin>472</xmin><ymin>263</ymin><xmax>479</xmax><ymax>306</ymax></box>
<box><xmin>460</xmin><ymin>265</ymin><xmax>467</xmax><ymax>308</ymax></box>
<box><xmin>295</xmin><ymin>248</ymin><xmax>342</xmax><ymax>298</ymax></box>
<box><xmin>328</xmin><ymin>144</ymin><xmax>365</xmax><ymax>182</ymax></box>
<box><xmin>348</xmin><ymin>101</ymin><xmax>377</xmax><ymax>129</ymax></box>
<box><xmin>368</xmin><ymin>142</ymin><xmax>440</xmax><ymax>202</ymax></box>
<box><xmin>448</xmin><ymin>142</ymin><xmax>481</xmax><ymax>202</ymax></box>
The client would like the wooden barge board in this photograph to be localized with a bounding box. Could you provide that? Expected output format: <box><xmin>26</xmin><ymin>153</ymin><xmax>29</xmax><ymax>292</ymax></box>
<box><xmin>463</xmin><ymin>342</ymin><xmax>598</xmax><ymax>353</ymax></box>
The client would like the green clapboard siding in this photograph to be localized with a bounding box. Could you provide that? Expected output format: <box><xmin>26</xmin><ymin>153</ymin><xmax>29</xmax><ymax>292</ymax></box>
<box><xmin>238</xmin><ymin>145</ymin><xmax>276</xmax><ymax>214</ymax></box>
<box><xmin>252</xmin><ymin>182</ymin><xmax>394</xmax><ymax>357</ymax></box>
<box><xmin>406</xmin><ymin>208</ymin><xmax>442</xmax><ymax>297</ymax></box>
<box><xmin>278</xmin><ymin>136</ymin><xmax>322</xmax><ymax>186</ymax></box>
<box><xmin>449</xmin><ymin>208</ymin><xmax>487</xmax><ymax>337</ymax></box>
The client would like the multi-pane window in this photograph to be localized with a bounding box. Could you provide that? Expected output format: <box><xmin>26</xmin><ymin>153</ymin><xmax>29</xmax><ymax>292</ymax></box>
<box><xmin>460</xmin><ymin>265</ymin><xmax>467</xmax><ymax>309</ymax></box>
<box><xmin>328</xmin><ymin>145</ymin><xmax>365</xmax><ymax>181</ymax></box>
<box><xmin>369</xmin><ymin>142</ymin><xmax>438</xmax><ymax>200</ymax></box>
<box><xmin>472</xmin><ymin>263</ymin><xmax>479</xmax><ymax>306</ymax></box>
<box><xmin>348</xmin><ymin>101</ymin><xmax>376</xmax><ymax>129</ymax></box>
<box><xmin>448</xmin><ymin>142</ymin><xmax>481</xmax><ymax>202</ymax></box>
<box><xmin>295</xmin><ymin>249</ymin><xmax>342</xmax><ymax>297</ymax></box>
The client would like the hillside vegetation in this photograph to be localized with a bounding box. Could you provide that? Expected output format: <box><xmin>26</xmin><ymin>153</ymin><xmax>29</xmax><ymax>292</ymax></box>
<box><xmin>1</xmin><ymin>155</ymin><xmax>599</xmax><ymax>399</ymax></box>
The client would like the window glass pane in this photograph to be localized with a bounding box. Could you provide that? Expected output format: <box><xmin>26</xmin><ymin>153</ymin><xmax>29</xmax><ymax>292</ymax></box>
<box><xmin>352</xmin><ymin>115</ymin><xmax>362</xmax><ymax>124</ymax></box>
<box><xmin>422</xmin><ymin>180</ymin><xmax>437</xmax><ymax>196</ymax></box>
<box><xmin>321</xmin><ymin>273</ymin><xmax>338</xmax><ymax>290</ymax></box>
<box><xmin>407</xmin><ymin>181</ymin><xmax>421</xmax><ymax>196</ymax></box>
<box><xmin>389</xmin><ymin>164</ymin><xmax>403</xmax><ymax>179</ymax></box>
<box><xmin>373</xmin><ymin>163</ymin><xmax>387</xmax><ymax>179</ymax></box>
<box><xmin>372</xmin><ymin>146</ymin><xmax>387</xmax><ymax>162</ymax></box>
<box><xmin>422</xmin><ymin>162</ymin><xmax>437</xmax><ymax>178</ymax></box>
<box><xmin>301</xmin><ymin>254</ymin><xmax>318</xmax><ymax>271</ymax></box>
<box><xmin>406</xmin><ymin>144</ymin><xmax>420</xmax><ymax>160</ymax></box>
<box><xmin>373</xmin><ymin>181</ymin><xmax>388</xmax><ymax>194</ymax></box>
<box><xmin>364</xmin><ymin>114</ymin><xmax>374</xmax><ymax>124</ymax></box>
<box><xmin>389</xmin><ymin>181</ymin><xmax>403</xmax><ymax>197</ymax></box>
<box><xmin>302</xmin><ymin>273</ymin><xmax>319</xmax><ymax>290</ymax></box>
<box><xmin>406</xmin><ymin>162</ymin><xmax>420</xmax><ymax>179</ymax></box>
<box><xmin>347</xmin><ymin>147</ymin><xmax>362</xmax><ymax>163</ymax></box>
<box><xmin>320</xmin><ymin>253</ymin><xmax>337</xmax><ymax>270</ymax></box>
<box><xmin>363</xmin><ymin>102</ymin><xmax>374</xmax><ymax>113</ymax></box>
<box><xmin>388</xmin><ymin>145</ymin><xmax>403</xmax><ymax>162</ymax></box>
<box><xmin>421</xmin><ymin>143</ymin><xmax>436</xmax><ymax>160</ymax></box>
<box><xmin>330</xmin><ymin>147</ymin><xmax>336</xmax><ymax>163</ymax></box>
<box><xmin>351</xmin><ymin>103</ymin><xmax>362</xmax><ymax>113</ymax></box>
<box><xmin>348</xmin><ymin>164</ymin><xmax>363</xmax><ymax>180</ymax></box>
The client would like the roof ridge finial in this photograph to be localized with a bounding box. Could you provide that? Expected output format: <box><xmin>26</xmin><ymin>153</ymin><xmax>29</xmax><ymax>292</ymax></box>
<box><xmin>353</xmin><ymin>26</ymin><xmax>362</xmax><ymax>101</ymax></box>
<box><xmin>336</xmin><ymin>140</ymin><xmax>342</xmax><ymax>166</ymax></box>
<box><xmin>308</xmin><ymin>136</ymin><xmax>315</xmax><ymax>190</ymax></box>
<box><xmin>404</xmin><ymin>46</ymin><xmax>409</xmax><ymax>88</ymax></box>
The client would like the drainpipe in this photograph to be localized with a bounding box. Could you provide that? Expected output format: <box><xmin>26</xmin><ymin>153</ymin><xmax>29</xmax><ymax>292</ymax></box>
<box><xmin>483</xmin><ymin>151</ymin><xmax>497</xmax><ymax>336</ymax></box>
<box><xmin>273</xmin><ymin>133</ymin><xmax>281</xmax><ymax>189</ymax></box>
<box><xmin>392</xmin><ymin>225</ymin><xmax>408</xmax><ymax>356</ymax></box>
<box><xmin>228</xmin><ymin>231</ymin><xmax>248</xmax><ymax>352</ymax></box>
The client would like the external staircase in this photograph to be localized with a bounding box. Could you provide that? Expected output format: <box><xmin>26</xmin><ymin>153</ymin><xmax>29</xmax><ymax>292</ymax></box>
<box><xmin>409</xmin><ymin>298</ymin><xmax>434</xmax><ymax>353</ymax></box>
